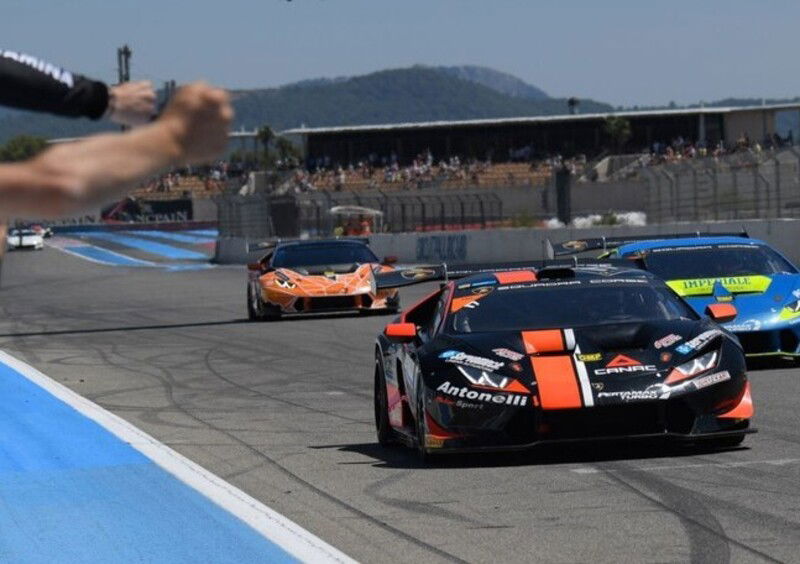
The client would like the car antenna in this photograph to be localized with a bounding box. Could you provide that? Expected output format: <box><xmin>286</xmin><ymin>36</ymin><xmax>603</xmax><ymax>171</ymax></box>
<box><xmin>443</xmin><ymin>262</ymin><xmax>448</xmax><ymax>283</ymax></box>
<box><xmin>573</xmin><ymin>256</ymin><xmax>579</xmax><ymax>267</ymax></box>
<box><xmin>601</xmin><ymin>236</ymin><xmax>607</xmax><ymax>251</ymax></box>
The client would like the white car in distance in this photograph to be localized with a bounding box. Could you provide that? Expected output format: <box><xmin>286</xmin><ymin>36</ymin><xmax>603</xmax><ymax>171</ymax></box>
<box><xmin>7</xmin><ymin>229</ymin><xmax>44</xmax><ymax>251</ymax></box>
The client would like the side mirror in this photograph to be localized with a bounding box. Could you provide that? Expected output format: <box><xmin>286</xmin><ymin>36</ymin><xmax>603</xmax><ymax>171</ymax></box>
<box><xmin>383</xmin><ymin>255</ymin><xmax>398</xmax><ymax>265</ymax></box>
<box><xmin>705</xmin><ymin>303</ymin><xmax>737</xmax><ymax>323</ymax></box>
<box><xmin>247</xmin><ymin>262</ymin><xmax>263</xmax><ymax>272</ymax></box>
<box><xmin>384</xmin><ymin>322</ymin><xmax>416</xmax><ymax>343</ymax></box>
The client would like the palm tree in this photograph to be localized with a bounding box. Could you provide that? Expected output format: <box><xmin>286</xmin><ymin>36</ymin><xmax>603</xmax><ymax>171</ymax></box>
<box><xmin>604</xmin><ymin>116</ymin><xmax>632</xmax><ymax>153</ymax></box>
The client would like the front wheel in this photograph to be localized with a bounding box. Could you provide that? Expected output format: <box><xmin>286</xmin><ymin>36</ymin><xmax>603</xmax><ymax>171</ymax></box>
<box><xmin>374</xmin><ymin>359</ymin><xmax>394</xmax><ymax>446</ymax></box>
<box><xmin>247</xmin><ymin>284</ymin><xmax>262</xmax><ymax>320</ymax></box>
<box><xmin>247</xmin><ymin>283</ymin><xmax>281</xmax><ymax>321</ymax></box>
<box><xmin>415</xmin><ymin>390</ymin><xmax>429</xmax><ymax>463</ymax></box>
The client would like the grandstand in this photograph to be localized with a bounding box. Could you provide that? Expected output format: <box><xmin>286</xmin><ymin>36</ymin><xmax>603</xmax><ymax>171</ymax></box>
<box><xmin>284</xmin><ymin>103</ymin><xmax>800</xmax><ymax>170</ymax></box>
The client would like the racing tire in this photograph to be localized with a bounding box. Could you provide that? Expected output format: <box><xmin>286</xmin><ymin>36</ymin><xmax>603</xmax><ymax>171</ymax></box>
<box><xmin>247</xmin><ymin>284</ymin><xmax>262</xmax><ymax>321</ymax></box>
<box><xmin>248</xmin><ymin>283</ymin><xmax>281</xmax><ymax>321</ymax></box>
<box><xmin>374</xmin><ymin>359</ymin><xmax>394</xmax><ymax>446</ymax></box>
<box><xmin>415</xmin><ymin>390</ymin><xmax>429</xmax><ymax>464</ymax></box>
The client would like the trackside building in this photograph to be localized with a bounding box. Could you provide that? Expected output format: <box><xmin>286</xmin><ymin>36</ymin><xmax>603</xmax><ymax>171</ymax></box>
<box><xmin>283</xmin><ymin>104</ymin><xmax>800</xmax><ymax>166</ymax></box>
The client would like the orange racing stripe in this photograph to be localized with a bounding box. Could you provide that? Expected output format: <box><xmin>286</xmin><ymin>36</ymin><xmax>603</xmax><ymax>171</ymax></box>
<box><xmin>495</xmin><ymin>270</ymin><xmax>537</xmax><ymax>284</ymax></box>
<box><xmin>522</xmin><ymin>329</ymin><xmax>565</xmax><ymax>354</ymax></box>
<box><xmin>531</xmin><ymin>355</ymin><xmax>583</xmax><ymax>410</ymax></box>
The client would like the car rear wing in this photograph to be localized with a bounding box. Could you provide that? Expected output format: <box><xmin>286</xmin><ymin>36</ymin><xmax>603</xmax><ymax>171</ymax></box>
<box><xmin>375</xmin><ymin>258</ymin><xmax>642</xmax><ymax>289</ymax></box>
<box><xmin>246</xmin><ymin>236</ymin><xmax>371</xmax><ymax>253</ymax></box>
<box><xmin>546</xmin><ymin>231</ymin><xmax>749</xmax><ymax>257</ymax></box>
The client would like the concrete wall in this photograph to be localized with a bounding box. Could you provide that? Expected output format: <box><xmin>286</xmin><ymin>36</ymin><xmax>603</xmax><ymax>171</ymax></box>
<box><xmin>214</xmin><ymin>219</ymin><xmax>800</xmax><ymax>265</ymax></box>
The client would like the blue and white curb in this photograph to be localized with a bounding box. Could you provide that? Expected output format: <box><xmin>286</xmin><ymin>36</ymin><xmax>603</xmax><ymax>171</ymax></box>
<box><xmin>0</xmin><ymin>350</ymin><xmax>355</xmax><ymax>563</ymax></box>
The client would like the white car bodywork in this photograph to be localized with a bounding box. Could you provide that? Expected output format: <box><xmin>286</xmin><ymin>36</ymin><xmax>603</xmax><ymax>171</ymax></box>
<box><xmin>7</xmin><ymin>229</ymin><xmax>44</xmax><ymax>251</ymax></box>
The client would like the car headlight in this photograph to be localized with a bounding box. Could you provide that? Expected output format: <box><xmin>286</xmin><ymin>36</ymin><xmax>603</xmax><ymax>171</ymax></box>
<box><xmin>456</xmin><ymin>365</ymin><xmax>510</xmax><ymax>390</ymax></box>
<box><xmin>275</xmin><ymin>278</ymin><xmax>296</xmax><ymax>289</ymax></box>
<box><xmin>779</xmin><ymin>299</ymin><xmax>800</xmax><ymax>320</ymax></box>
<box><xmin>674</xmin><ymin>350</ymin><xmax>718</xmax><ymax>378</ymax></box>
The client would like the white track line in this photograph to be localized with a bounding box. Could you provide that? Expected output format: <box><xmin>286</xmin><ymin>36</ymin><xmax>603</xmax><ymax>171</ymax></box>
<box><xmin>0</xmin><ymin>350</ymin><xmax>356</xmax><ymax>564</ymax></box>
<box><xmin>571</xmin><ymin>458</ymin><xmax>800</xmax><ymax>475</ymax></box>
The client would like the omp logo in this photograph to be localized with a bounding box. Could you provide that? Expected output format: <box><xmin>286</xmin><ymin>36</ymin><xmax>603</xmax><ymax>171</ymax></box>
<box><xmin>436</xmin><ymin>381</ymin><xmax>528</xmax><ymax>406</ymax></box>
<box><xmin>594</xmin><ymin>355</ymin><xmax>657</xmax><ymax>375</ymax></box>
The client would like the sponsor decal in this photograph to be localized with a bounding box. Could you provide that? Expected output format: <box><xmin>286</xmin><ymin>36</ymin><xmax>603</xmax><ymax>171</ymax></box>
<box><xmin>779</xmin><ymin>300</ymin><xmax>800</xmax><ymax>320</ymax></box>
<box><xmin>692</xmin><ymin>370</ymin><xmax>731</xmax><ymax>390</ymax></box>
<box><xmin>594</xmin><ymin>354</ymin><xmax>657</xmax><ymax>375</ymax></box>
<box><xmin>508</xmin><ymin>362</ymin><xmax>524</xmax><ymax>373</ymax></box>
<box><xmin>577</xmin><ymin>352</ymin><xmax>602</xmax><ymax>362</ymax></box>
<box><xmin>439</xmin><ymin>350</ymin><xmax>504</xmax><ymax>371</ymax></box>
<box><xmin>401</xmin><ymin>267</ymin><xmax>436</xmax><ymax>280</ymax></box>
<box><xmin>591</xmin><ymin>382</ymin><xmax>605</xmax><ymax>391</ymax></box>
<box><xmin>456</xmin><ymin>366</ymin><xmax>510</xmax><ymax>389</ymax></box>
<box><xmin>654</xmin><ymin>334</ymin><xmax>682</xmax><ymax>349</ymax></box>
<box><xmin>675</xmin><ymin>330</ymin><xmax>722</xmax><ymax>354</ymax></box>
<box><xmin>416</xmin><ymin>234</ymin><xmax>467</xmax><ymax>261</ymax></box>
<box><xmin>425</xmin><ymin>436</ymin><xmax>446</xmax><ymax>448</ymax></box>
<box><xmin>436</xmin><ymin>396</ymin><xmax>484</xmax><ymax>410</ymax></box>
<box><xmin>597</xmin><ymin>390</ymin><xmax>659</xmax><ymax>401</ymax></box>
<box><xmin>660</xmin><ymin>352</ymin><xmax>673</xmax><ymax>363</ymax></box>
<box><xmin>436</xmin><ymin>381</ymin><xmax>528</xmax><ymax>406</ymax></box>
<box><xmin>725</xmin><ymin>319</ymin><xmax>761</xmax><ymax>332</ymax></box>
<box><xmin>493</xmin><ymin>348</ymin><xmax>525</xmax><ymax>361</ymax></box>
<box><xmin>588</xmin><ymin>278</ymin><xmax>647</xmax><ymax>284</ymax></box>
<box><xmin>666</xmin><ymin>275</ymin><xmax>771</xmax><ymax>297</ymax></box>
<box><xmin>497</xmin><ymin>280</ymin><xmax>581</xmax><ymax>291</ymax></box>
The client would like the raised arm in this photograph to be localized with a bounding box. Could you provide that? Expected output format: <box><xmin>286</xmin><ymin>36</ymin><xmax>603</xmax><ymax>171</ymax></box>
<box><xmin>0</xmin><ymin>82</ymin><xmax>232</xmax><ymax>218</ymax></box>
<box><xmin>0</xmin><ymin>49</ymin><xmax>156</xmax><ymax>125</ymax></box>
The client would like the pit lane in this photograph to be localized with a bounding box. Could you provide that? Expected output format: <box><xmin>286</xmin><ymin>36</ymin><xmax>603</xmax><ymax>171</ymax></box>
<box><xmin>2</xmin><ymin>248</ymin><xmax>799</xmax><ymax>563</ymax></box>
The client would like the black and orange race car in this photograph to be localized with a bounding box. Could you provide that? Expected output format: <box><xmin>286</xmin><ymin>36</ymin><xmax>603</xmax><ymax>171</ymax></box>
<box><xmin>373</xmin><ymin>262</ymin><xmax>754</xmax><ymax>459</ymax></box>
<box><xmin>247</xmin><ymin>238</ymin><xmax>400</xmax><ymax>320</ymax></box>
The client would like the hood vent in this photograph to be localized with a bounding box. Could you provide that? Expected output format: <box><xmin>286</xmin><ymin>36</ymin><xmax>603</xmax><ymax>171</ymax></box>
<box><xmin>580</xmin><ymin>323</ymin><xmax>654</xmax><ymax>351</ymax></box>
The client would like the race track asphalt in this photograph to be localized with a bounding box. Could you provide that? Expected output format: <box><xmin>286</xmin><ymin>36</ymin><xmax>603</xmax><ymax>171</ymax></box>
<box><xmin>2</xmin><ymin>248</ymin><xmax>800</xmax><ymax>563</ymax></box>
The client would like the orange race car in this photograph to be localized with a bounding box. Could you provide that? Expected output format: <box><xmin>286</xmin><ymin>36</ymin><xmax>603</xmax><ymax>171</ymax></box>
<box><xmin>246</xmin><ymin>238</ymin><xmax>400</xmax><ymax>320</ymax></box>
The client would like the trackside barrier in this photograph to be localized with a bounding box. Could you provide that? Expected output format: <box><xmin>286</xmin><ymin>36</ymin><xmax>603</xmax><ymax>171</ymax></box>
<box><xmin>214</xmin><ymin>219</ymin><xmax>800</xmax><ymax>265</ymax></box>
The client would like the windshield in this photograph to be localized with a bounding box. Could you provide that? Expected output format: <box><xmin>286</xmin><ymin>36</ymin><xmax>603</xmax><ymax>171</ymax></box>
<box><xmin>641</xmin><ymin>245</ymin><xmax>796</xmax><ymax>279</ymax></box>
<box><xmin>10</xmin><ymin>230</ymin><xmax>35</xmax><ymax>236</ymax></box>
<box><xmin>449</xmin><ymin>281</ymin><xmax>697</xmax><ymax>333</ymax></box>
<box><xmin>272</xmin><ymin>243</ymin><xmax>378</xmax><ymax>268</ymax></box>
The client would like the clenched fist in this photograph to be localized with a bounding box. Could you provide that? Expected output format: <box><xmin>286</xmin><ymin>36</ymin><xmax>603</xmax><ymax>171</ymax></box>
<box><xmin>158</xmin><ymin>82</ymin><xmax>234</xmax><ymax>164</ymax></box>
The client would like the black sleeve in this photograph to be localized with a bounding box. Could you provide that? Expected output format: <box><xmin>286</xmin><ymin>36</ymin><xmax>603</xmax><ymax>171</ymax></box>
<box><xmin>0</xmin><ymin>49</ymin><xmax>109</xmax><ymax>120</ymax></box>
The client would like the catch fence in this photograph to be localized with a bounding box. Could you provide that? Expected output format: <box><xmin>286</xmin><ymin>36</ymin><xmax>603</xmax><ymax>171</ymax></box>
<box><xmin>215</xmin><ymin>189</ymin><xmax>504</xmax><ymax>239</ymax></box>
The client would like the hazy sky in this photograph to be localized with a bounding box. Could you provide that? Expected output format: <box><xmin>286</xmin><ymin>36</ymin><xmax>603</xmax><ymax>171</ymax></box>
<box><xmin>3</xmin><ymin>1</ymin><xmax>798</xmax><ymax>106</ymax></box>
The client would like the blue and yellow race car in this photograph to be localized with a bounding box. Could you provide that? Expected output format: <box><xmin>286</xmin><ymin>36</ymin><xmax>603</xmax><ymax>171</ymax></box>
<box><xmin>551</xmin><ymin>233</ymin><xmax>800</xmax><ymax>359</ymax></box>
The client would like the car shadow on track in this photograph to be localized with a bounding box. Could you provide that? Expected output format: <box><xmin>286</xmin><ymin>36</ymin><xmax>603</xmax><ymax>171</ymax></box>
<box><xmin>316</xmin><ymin>440</ymin><xmax>749</xmax><ymax>470</ymax></box>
